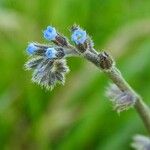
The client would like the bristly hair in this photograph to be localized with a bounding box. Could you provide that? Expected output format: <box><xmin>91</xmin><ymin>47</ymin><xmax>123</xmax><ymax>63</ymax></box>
<box><xmin>25</xmin><ymin>57</ymin><xmax>69</xmax><ymax>90</ymax></box>
<box><xmin>24</xmin><ymin>56</ymin><xmax>44</xmax><ymax>70</ymax></box>
<box><xmin>106</xmin><ymin>84</ymin><xmax>136</xmax><ymax>113</ymax></box>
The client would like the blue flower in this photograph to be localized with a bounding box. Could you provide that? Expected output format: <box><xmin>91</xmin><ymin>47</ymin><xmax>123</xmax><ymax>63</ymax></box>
<box><xmin>26</xmin><ymin>43</ymin><xmax>38</xmax><ymax>55</ymax></box>
<box><xmin>71</xmin><ymin>29</ymin><xmax>87</xmax><ymax>44</ymax></box>
<box><xmin>45</xmin><ymin>48</ymin><xmax>57</xmax><ymax>59</ymax></box>
<box><xmin>43</xmin><ymin>26</ymin><xmax>57</xmax><ymax>41</ymax></box>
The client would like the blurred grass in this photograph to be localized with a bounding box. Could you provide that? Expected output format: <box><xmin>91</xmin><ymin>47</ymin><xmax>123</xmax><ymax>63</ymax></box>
<box><xmin>0</xmin><ymin>0</ymin><xmax>150</xmax><ymax>150</ymax></box>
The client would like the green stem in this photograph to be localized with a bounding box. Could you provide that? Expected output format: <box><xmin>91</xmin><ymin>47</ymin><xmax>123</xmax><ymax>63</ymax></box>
<box><xmin>135</xmin><ymin>98</ymin><xmax>150</xmax><ymax>133</ymax></box>
<box><xmin>73</xmin><ymin>46</ymin><xmax>150</xmax><ymax>133</ymax></box>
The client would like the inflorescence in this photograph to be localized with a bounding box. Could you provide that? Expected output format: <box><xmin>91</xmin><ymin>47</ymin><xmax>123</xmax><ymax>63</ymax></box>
<box><xmin>24</xmin><ymin>25</ymin><xmax>150</xmax><ymax>150</ymax></box>
<box><xmin>25</xmin><ymin>25</ymin><xmax>116</xmax><ymax>90</ymax></box>
<box><xmin>25</xmin><ymin>25</ymin><xmax>93</xmax><ymax>90</ymax></box>
<box><xmin>25</xmin><ymin>24</ymin><xmax>137</xmax><ymax>112</ymax></box>
<box><xmin>24</xmin><ymin>25</ymin><xmax>114</xmax><ymax>90</ymax></box>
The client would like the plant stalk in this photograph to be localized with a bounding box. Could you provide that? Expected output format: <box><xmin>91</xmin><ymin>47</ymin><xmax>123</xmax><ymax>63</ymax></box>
<box><xmin>105</xmin><ymin>66</ymin><xmax>150</xmax><ymax>133</ymax></box>
<box><xmin>81</xmin><ymin>50</ymin><xmax>150</xmax><ymax>133</ymax></box>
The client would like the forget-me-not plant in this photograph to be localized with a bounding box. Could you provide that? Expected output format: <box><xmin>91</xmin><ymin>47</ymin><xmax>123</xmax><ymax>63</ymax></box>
<box><xmin>25</xmin><ymin>25</ymin><xmax>150</xmax><ymax>140</ymax></box>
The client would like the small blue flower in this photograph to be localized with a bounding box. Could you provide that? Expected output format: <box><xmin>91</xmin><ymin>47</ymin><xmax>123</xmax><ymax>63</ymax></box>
<box><xmin>45</xmin><ymin>48</ymin><xmax>57</xmax><ymax>59</ymax></box>
<box><xmin>43</xmin><ymin>26</ymin><xmax>57</xmax><ymax>41</ymax></box>
<box><xmin>71</xmin><ymin>29</ymin><xmax>87</xmax><ymax>44</ymax></box>
<box><xmin>26</xmin><ymin>43</ymin><xmax>38</xmax><ymax>55</ymax></box>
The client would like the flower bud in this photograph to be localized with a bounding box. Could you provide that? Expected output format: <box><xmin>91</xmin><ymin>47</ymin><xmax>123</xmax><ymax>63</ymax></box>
<box><xmin>43</xmin><ymin>26</ymin><xmax>57</xmax><ymax>41</ymax></box>
<box><xmin>98</xmin><ymin>51</ymin><xmax>114</xmax><ymax>70</ymax></box>
<box><xmin>71</xmin><ymin>26</ymin><xmax>88</xmax><ymax>53</ymax></box>
<box><xmin>26</xmin><ymin>43</ymin><xmax>38</xmax><ymax>55</ymax></box>
<box><xmin>45</xmin><ymin>48</ymin><xmax>57</xmax><ymax>59</ymax></box>
<box><xmin>43</xmin><ymin>26</ymin><xmax>68</xmax><ymax>46</ymax></box>
<box><xmin>71</xmin><ymin>28</ymin><xmax>87</xmax><ymax>45</ymax></box>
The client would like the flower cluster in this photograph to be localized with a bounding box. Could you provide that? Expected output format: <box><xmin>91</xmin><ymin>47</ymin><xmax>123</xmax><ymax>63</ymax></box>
<box><xmin>25</xmin><ymin>25</ymin><xmax>90</xmax><ymax>90</ymax></box>
<box><xmin>24</xmin><ymin>25</ymin><xmax>150</xmax><ymax>150</ymax></box>
<box><xmin>25</xmin><ymin>25</ymin><xmax>140</xmax><ymax>114</ymax></box>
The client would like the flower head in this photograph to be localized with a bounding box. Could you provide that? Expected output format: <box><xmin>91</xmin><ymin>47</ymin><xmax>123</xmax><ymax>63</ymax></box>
<box><xmin>26</xmin><ymin>43</ymin><xmax>38</xmax><ymax>55</ymax></box>
<box><xmin>43</xmin><ymin>26</ymin><xmax>57</xmax><ymax>41</ymax></box>
<box><xmin>25</xmin><ymin>25</ymin><xmax>88</xmax><ymax>90</ymax></box>
<box><xmin>45</xmin><ymin>48</ymin><xmax>57</xmax><ymax>59</ymax></box>
<box><xmin>71</xmin><ymin>28</ymin><xmax>87</xmax><ymax>44</ymax></box>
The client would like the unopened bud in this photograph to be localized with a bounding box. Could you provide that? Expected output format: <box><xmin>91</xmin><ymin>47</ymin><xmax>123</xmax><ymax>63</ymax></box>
<box><xmin>99</xmin><ymin>51</ymin><xmax>114</xmax><ymax>70</ymax></box>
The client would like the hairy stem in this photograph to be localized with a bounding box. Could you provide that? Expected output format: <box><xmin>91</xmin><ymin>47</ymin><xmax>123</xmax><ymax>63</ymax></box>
<box><xmin>80</xmin><ymin>49</ymin><xmax>150</xmax><ymax>133</ymax></box>
<box><xmin>105</xmin><ymin>67</ymin><xmax>150</xmax><ymax>133</ymax></box>
<box><xmin>135</xmin><ymin>98</ymin><xmax>150</xmax><ymax>133</ymax></box>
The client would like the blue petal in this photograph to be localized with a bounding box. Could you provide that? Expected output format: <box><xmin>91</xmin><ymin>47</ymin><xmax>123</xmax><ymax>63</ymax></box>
<box><xmin>45</xmin><ymin>48</ymin><xmax>57</xmax><ymax>58</ymax></box>
<box><xmin>71</xmin><ymin>29</ymin><xmax>87</xmax><ymax>44</ymax></box>
<box><xmin>26</xmin><ymin>43</ymin><xmax>37</xmax><ymax>55</ymax></box>
<box><xmin>43</xmin><ymin>26</ymin><xmax>57</xmax><ymax>41</ymax></box>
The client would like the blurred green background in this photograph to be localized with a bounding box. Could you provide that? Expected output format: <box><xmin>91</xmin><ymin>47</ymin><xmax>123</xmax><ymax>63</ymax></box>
<box><xmin>0</xmin><ymin>0</ymin><xmax>150</xmax><ymax>149</ymax></box>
